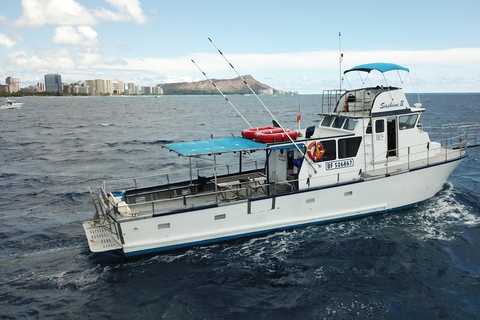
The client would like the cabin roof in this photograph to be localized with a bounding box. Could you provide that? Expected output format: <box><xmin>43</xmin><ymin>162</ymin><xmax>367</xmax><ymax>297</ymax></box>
<box><xmin>164</xmin><ymin>136</ymin><xmax>268</xmax><ymax>157</ymax></box>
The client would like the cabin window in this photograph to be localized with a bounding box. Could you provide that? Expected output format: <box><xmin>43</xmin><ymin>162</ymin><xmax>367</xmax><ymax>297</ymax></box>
<box><xmin>343</xmin><ymin>118</ymin><xmax>357</xmax><ymax>131</ymax></box>
<box><xmin>338</xmin><ymin>137</ymin><xmax>362</xmax><ymax>158</ymax></box>
<box><xmin>332</xmin><ymin>116</ymin><xmax>346</xmax><ymax>129</ymax></box>
<box><xmin>321</xmin><ymin>115</ymin><xmax>334</xmax><ymax>127</ymax></box>
<box><xmin>375</xmin><ymin>120</ymin><xmax>384</xmax><ymax>133</ymax></box>
<box><xmin>319</xmin><ymin>140</ymin><xmax>336</xmax><ymax>161</ymax></box>
<box><xmin>366</xmin><ymin>120</ymin><xmax>372</xmax><ymax>134</ymax></box>
<box><xmin>399</xmin><ymin>114</ymin><xmax>418</xmax><ymax>130</ymax></box>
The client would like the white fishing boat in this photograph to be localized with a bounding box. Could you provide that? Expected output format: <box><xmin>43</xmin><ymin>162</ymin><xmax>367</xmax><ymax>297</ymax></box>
<box><xmin>83</xmin><ymin>63</ymin><xmax>479</xmax><ymax>257</ymax></box>
<box><xmin>0</xmin><ymin>98</ymin><xmax>23</xmax><ymax>109</ymax></box>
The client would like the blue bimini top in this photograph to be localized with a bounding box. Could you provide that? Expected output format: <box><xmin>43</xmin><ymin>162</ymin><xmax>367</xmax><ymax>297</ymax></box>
<box><xmin>344</xmin><ymin>63</ymin><xmax>410</xmax><ymax>74</ymax></box>
<box><xmin>164</xmin><ymin>136</ymin><xmax>268</xmax><ymax>157</ymax></box>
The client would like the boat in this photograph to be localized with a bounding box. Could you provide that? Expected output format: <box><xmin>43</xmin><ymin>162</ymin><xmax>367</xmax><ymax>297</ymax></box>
<box><xmin>83</xmin><ymin>63</ymin><xmax>480</xmax><ymax>257</ymax></box>
<box><xmin>1</xmin><ymin>98</ymin><xmax>23</xmax><ymax>109</ymax></box>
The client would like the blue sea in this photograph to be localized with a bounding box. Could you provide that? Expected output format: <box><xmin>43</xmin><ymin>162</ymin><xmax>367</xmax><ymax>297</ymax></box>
<box><xmin>1</xmin><ymin>93</ymin><xmax>479</xmax><ymax>319</ymax></box>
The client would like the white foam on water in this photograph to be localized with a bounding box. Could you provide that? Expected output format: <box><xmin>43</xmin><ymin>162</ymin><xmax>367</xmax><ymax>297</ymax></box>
<box><xmin>405</xmin><ymin>182</ymin><xmax>479</xmax><ymax>241</ymax></box>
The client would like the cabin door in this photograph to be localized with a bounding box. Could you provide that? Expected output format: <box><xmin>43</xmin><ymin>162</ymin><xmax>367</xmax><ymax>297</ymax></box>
<box><xmin>372</xmin><ymin>119</ymin><xmax>386</xmax><ymax>161</ymax></box>
<box><xmin>387</xmin><ymin>117</ymin><xmax>397</xmax><ymax>157</ymax></box>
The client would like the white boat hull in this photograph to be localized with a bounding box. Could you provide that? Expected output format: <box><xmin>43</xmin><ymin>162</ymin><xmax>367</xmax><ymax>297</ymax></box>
<box><xmin>111</xmin><ymin>158</ymin><xmax>462</xmax><ymax>257</ymax></box>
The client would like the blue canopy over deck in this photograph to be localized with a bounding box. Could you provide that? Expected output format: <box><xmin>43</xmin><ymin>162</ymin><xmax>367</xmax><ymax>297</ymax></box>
<box><xmin>164</xmin><ymin>136</ymin><xmax>268</xmax><ymax>157</ymax></box>
<box><xmin>344</xmin><ymin>63</ymin><xmax>410</xmax><ymax>74</ymax></box>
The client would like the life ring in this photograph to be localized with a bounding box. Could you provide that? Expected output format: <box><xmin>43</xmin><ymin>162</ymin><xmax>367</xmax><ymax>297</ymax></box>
<box><xmin>241</xmin><ymin>126</ymin><xmax>275</xmax><ymax>140</ymax></box>
<box><xmin>254</xmin><ymin>128</ymin><xmax>298</xmax><ymax>143</ymax></box>
<box><xmin>307</xmin><ymin>141</ymin><xmax>325</xmax><ymax>161</ymax></box>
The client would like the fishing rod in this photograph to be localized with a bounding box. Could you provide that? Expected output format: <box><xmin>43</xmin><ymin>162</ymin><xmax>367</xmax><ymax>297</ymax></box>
<box><xmin>208</xmin><ymin>38</ymin><xmax>316</xmax><ymax>173</ymax></box>
<box><xmin>191</xmin><ymin>59</ymin><xmax>252</xmax><ymax>128</ymax></box>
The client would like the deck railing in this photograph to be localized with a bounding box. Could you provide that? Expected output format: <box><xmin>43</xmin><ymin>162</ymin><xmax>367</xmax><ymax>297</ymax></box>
<box><xmin>434</xmin><ymin>123</ymin><xmax>480</xmax><ymax>148</ymax></box>
<box><xmin>367</xmin><ymin>128</ymin><xmax>468</xmax><ymax>174</ymax></box>
<box><xmin>103</xmin><ymin>159</ymin><xmax>263</xmax><ymax>192</ymax></box>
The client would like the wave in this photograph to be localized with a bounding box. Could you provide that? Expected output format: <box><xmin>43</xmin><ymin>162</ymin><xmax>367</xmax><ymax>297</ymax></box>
<box><xmin>381</xmin><ymin>182</ymin><xmax>480</xmax><ymax>241</ymax></box>
<box><xmin>1</xmin><ymin>244</ymin><xmax>109</xmax><ymax>293</ymax></box>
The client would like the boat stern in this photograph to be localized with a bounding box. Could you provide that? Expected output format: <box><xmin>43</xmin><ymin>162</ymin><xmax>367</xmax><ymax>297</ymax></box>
<box><xmin>82</xmin><ymin>220</ymin><xmax>122</xmax><ymax>253</ymax></box>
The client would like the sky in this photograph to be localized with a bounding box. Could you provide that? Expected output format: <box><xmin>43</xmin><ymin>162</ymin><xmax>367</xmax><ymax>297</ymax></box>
<box><xmin>0</xmin><ymin>0</ymin><xmax>479</xmax><ymax>94</ymax></box>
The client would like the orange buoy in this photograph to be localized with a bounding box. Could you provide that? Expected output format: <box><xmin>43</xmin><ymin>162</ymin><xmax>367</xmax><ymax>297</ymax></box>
<box><xmin>307</xmin><ymin>141</ymin><xmax>325</xmax><ymax>161</ymax></box>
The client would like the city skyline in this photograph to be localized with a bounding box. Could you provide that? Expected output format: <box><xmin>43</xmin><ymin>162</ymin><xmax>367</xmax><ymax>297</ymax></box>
<box><xmin>0</xmin><ymin>73</ymin><xmax>163</xmax><ymax>96</ymax></box>
<box><xmin>1</xmin><ymin>1</ymin><xmax>479</xmax><ymax>93</ymax></box>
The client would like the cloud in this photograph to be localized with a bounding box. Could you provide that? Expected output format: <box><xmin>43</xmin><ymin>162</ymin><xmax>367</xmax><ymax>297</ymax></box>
<box><xmin>75</xmin><ymin>47</ymin><xmax>103</xmax><ymax>67</ymax></box>
<box><xmin>4</xmin><ymin>47</ymin><xmax>104</xmax><ymax>71</ymax></box>
<box><xmin>6</xmin><ymin>49</ymin><xmax>76</xmax><ymax>70</ymax></box>
<box><xmin>15</xmin><ymin>0</ymin><xmax>147</xmax><ymax>27</ymax></box>
<box><xmin>104</xmin><ymin>58</ymin><xmax>128</xmax><ymax>66</ymax></box>
<box><xmin>52</xmin><ymin>26</ymin><xmax>100</xmax><ymax>47</ymax></box>
<box><xmin>15</xmin><ymin>0</ymin><xmax>97</xmax><ymax>27</ymax></box>
<box><xmin>104</xmin><ymin>47</ymin><xmax>480</xmax><ymax>76</ymax></box>
<box><xmin>94</xmin><ymin>0</ymin><xmax>147</xmax><ymax>24</ymax></box>
<box><xmin>117</xmin><ymin>44</ymin><xmax>131</xmax><ymax>52</ymax></box>
<box><xmin>0</xmin><ymin>34</ymin><xmax>16</xmax><ymax>49</ymax></box>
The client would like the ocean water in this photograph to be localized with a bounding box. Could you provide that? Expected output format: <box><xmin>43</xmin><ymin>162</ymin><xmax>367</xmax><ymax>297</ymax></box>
<box><xmin>1</xmin><ymin>93</ymin><xmax>479</xmax><ymax>319</ymax></box>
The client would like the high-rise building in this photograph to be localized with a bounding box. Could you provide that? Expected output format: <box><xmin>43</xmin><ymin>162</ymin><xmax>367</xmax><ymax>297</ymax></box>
<box><xmin>44</xmin><ymin>74</ymin><xmax>62</xmax><ymax>93</ymax></box>
<box><xmin>0</xmin><ymin>84</ymin><xmax>11</xmax><ymax>93</ymax></box>
<box><xmin>5</xmin><ymin>77</ymin><xmax>20</xmax><ymax>92</ymax></box>
<box><xmin>36</xmin><ymin>82</ymin><xmax>45</xmax><ymax>92</ymax></box>
<box><xmin>127</xmin><ymin>82</ymin><xmax>136</xmax><ymax>94</ymax></box>
<box><xmin>105</xmin><ymin>79</ymin><xmax>114</xmax><ymax>95</ymax></box>
<box><xmin>94</xmin><ymin>79</ymin><xmax>105</xmax><ymax>94</ymax></box>
<box><xmin>116</xmin><ymin>80</ymin><xmax>124</xmax><ymax>94</ymax></box>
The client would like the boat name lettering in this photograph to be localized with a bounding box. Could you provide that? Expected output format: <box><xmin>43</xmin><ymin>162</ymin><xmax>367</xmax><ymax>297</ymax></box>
<box><xmin>380</xmin><ymin>100</ymin><xmax>404</xmax><ymax>109</ymax></box>
<box><xmin>325</xmin><ymin>159</ymin><xmax>354</xmax><ymax>170</ymax></box>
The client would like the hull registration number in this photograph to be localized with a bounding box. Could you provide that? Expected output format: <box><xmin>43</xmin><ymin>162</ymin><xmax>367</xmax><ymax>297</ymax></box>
<box><xmin>325</xmin><ymin>158</ymin><xmax>354</xmax><ymax>170</ymax></box>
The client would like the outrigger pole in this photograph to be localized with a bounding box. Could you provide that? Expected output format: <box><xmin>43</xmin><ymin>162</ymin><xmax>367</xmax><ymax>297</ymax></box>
<box><xmin>191</xmin><ymin>59</ymin><xmax>253</xmax><ymax>128</ymax></box>
<box><xmin>208</xmin><ymin>38</ymin><xmax>317</xmax><ymax>173</ymax></box>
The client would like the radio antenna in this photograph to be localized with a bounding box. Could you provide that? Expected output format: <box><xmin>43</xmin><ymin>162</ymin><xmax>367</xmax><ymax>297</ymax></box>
<box><xmin>191</xmin><ymin>59</ymin><xmax>252</xmax><ymax>128</ymax></box>
<box><xmin>339</xmin><ymin>32</ymin><xmax>343</xmax><ymax>91</ymax></box>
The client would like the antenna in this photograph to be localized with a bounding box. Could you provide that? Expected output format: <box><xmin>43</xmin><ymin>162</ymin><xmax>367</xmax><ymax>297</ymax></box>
<box><xmin>191</xmin><ymin>59</ymin><xmax>252</xmax><ymax>128</ymax></box>
<box><xmin>339</xmin><ymin>32</ymin><xmax>343</xmax><ymax>91</ymax></box>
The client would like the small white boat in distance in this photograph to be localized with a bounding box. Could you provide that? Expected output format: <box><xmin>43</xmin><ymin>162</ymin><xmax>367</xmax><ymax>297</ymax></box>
<box><xmin>1</xmin><ymin>98</ymin><xmax>23</xmax><ymax>109</ymax></box>
<box><xmin>83</xmin><ymin>63</ymin><xmax>480</xmax><ymax>258</ymax></box>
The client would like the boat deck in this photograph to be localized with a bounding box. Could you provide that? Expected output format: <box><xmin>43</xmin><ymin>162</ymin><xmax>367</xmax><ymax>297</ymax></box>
<box><xmin>112</xmin><ymin>171</ymin><xmax>269</xmax><ymax>220</ymax></box>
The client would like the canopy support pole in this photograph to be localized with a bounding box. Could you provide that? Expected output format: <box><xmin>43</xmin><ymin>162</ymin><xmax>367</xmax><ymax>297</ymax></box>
<box><xmin>189</xmin><ymin>157</ymin><xmax>193</xmax><ymax>186</ymax></box>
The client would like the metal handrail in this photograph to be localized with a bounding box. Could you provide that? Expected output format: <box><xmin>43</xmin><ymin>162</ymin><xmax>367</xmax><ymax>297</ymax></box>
<box><xmin>103</xmin><ymin>159</ymin><xmax>263</xmax><ymax>191</ymax></box>
<box><xmin>367</xmin><ymin>130</ymin><xmax>468</xmax><ymax>173</ymax></box>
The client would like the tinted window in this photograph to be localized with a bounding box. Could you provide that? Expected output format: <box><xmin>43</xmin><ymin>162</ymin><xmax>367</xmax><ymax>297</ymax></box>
<box><xmin>321</xmin><ymin>115</ymin><xmax>334</xmax><ymax>127</ymax></box>
<box><xmin>319</xmin><ymin>140</ymin><xmax>336</xmax><ymax>162</ymax></box>
<box><xmin>332</xmin><ymin>116</ymin><xmax>346</xmax><ymax>129</ymax></box>
<box><xmin>375</xmin><ymin>119</ymin><xmax>384</xmax><ymax>133</ymax></box>
<box><xmin>366</xmin><ymin>120</ymin><xmax>372</xmax><ymax>134</ymax></box>
<box><xmin>399</xmin><ymin>114</ymin><xmax>418</xmax><ymax>130</ymax></box>
<box><xmin>343</xmin><ymin>118</ymin><xmax>357</xmax><ymax>131</ymax></box>
<box><xmin>338</xmin><ymin>137</ymin><xmax>362</xmax><ymax>158</ymax></box>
